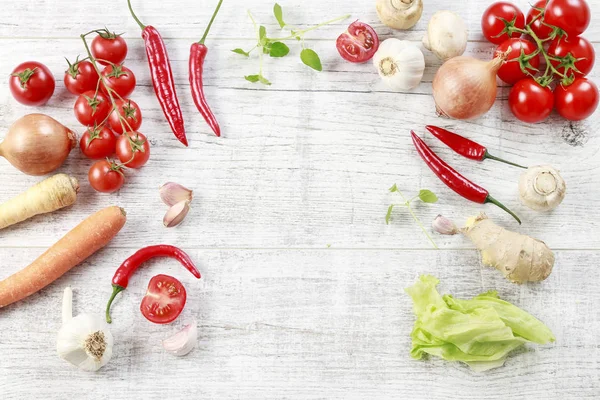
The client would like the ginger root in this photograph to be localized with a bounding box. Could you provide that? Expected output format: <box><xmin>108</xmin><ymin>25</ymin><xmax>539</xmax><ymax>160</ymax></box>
<box><xmin>462</xmin><ymin>214</ymin><xmax>554</xmax><ymax>284</ymax></box>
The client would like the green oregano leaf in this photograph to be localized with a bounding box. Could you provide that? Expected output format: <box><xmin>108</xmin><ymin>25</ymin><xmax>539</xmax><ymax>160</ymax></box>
<box><xmin>385</xmin><ymin>204</ymin><xmax>395</xmax><ymax>225</ymax></box>
<box><xmin>389</xmin><ymin>183</ymin><xmax>398</xmax><ymax>193</ymax></box>
<box><xmin>269</xmin><ymin>42</ymin><xmax>290</xmax><ymax>57</ymax></box>
<box><xmin>274</xmin><ymin>3</ymin><xmax>285</xmax><ymax>28</ymax></box>
<box><xmin>418</xmin><ymin>189</ymin><xmax>438</xmax><ymax>204</ymax></box>
<box><xmin>259</xmin><ymin>26</ymin><xmax>267</xmax><ymax>45</ymax></box>
<box><xmin>258</xmin><ymin>75</ymin><xmax>272</xmax><ymax>85</ymax></box>
<box><xmin>245</xmin><ymin>74</ymin><xmax>261</xmax><ymax>83</ymax></box>
<box><xmin>300</xmin><ymin>48</ymin><xmax>322</xmax><ymax>71</ymax></box>
<box><xmin>232</xmin><ymin>48</ymin><xmax>250</xmax><ymax>57</ymax></box>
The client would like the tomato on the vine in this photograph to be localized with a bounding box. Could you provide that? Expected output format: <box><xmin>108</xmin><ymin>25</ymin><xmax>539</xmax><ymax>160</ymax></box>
<box><xmin>336</xmin><ymin>21</ymin><xmax>380</xmax><ymax>63</ymax></box>
<box><xmin>508</xmin><ymin>79</ymin><xmax>554</xmax><ymax>123</ymax></box>
<box><xmin>116</xmin><ymin>131</ymin><xmax>150</xmax><ymax>169</ymax></box>
<box><xmin>555</xmin><ymin>78</ymin><xmax>599</xmax><ymax>121</ymax></box>
<box><xmin>140</xmin><ymin>274</ymin><xmax>187</xmax><ymax>324</ymax></box>
<box><xmin>88</xmin><ymin>160</ymin><xmax>125</xmax><ymax>193</ymax></box>
<box><xmin>64</xmin><ymin>59</ymin><xmax>99</xmax><ymax>95</ymax></box>
<box><xmin>481</xmin><ymin>2</ymin><xmax>525</xmax><ymax>45</ymax></box>
<box><xmin>526</xmin><ymin>0</ymin><xmax>554</xmax><ymax>40</ymax></box>
<box><xmin>109</xmin><ymin>99</ymin><xmax>142</xmax><ymax>134</ymax></box>
<box><xmin>91</xmin><ymin>32</ymin><xmax>128</xmax><ymax>66</ymax></box>
<box><xmin>101</xmin><ymin>64</ymin><xmax>136</xmax><ymax>98</ymax></box>
<box><xmin>544</xmin><ymin>0</ymin><xmax>590</xmax><ymax>37</ymax></box>
<box><xmin>74</xmin><ymin>90</ymin><xmax>111</xmax><ymax>126</ymax></box>
<box><xmin>9</xmin><ymin>61</ymin><xmax>55</xmax><ymax>106</ymax></box>
<box><xmin>548</xmin><ymin>36</ymin><xmax>595</xmax><ymax>78</ymax></box>
<box><xmin>496</xmin><ymin>38</ymin><xmax>540</xmax><ymax>85</ymax></box>
<box><xmin>79</xmin><ymin>125</ymin><xmax>117</xmax><ymax>159</ymax></box>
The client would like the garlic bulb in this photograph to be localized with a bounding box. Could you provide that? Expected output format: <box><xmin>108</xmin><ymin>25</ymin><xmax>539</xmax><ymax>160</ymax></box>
<box><xmin>57</xmin><ymin>287</ymin><xmax>113</xmax><ymax>372</ymax></box>
<box><xmin>376</xmin><ymin>0</ymin><xmax>423</xmax><ymax>30</ymax></box>
<box><xmin>423</xmin><ymin>11</ymin><xmax>468</xmax><ymax>61</ymax></box>
<box><xmin>519</xmin><ymin>165</ymin><xmax>566</xmax><ymax>212</ymax></box>
<box><xmin>162</xmin><ymin>319</ymin><xmax>198</xmax><ymax>356</ymax></box>
<box><xmin>373</xmin><ymin>38</ymin><xmax>425</xmax><ymax>91</ymax></box>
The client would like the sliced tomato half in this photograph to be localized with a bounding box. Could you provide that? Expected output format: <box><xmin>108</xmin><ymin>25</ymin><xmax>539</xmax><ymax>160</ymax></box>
<box><xmin>140</xmin><ymin>274</ymin><xmax>187</xmax><ymax>324</ymax></box>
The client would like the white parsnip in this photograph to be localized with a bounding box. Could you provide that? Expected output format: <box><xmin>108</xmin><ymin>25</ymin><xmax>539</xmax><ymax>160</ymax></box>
<box><xmin>0</xmin><ymin>174</ymin><xmax>79</xmax><ymax>230</ymax></box>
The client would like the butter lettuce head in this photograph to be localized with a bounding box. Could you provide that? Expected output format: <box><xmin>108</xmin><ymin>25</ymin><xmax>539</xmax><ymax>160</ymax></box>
<box><xmin>405</xmin><ymin>275</ymin><xmax>555</xmax><ymax>371</ymax></box>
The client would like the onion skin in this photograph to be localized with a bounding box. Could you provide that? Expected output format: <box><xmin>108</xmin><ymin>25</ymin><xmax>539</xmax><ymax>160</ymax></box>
<box><xmin>432</xmin><ymin>55</ymin><xmax>504</xmax><ymax>120</ymax></box>
<box><xmin>0</xmin><ymin>114</ymin><xmax>76</xmax><ymax>176</ymax></box>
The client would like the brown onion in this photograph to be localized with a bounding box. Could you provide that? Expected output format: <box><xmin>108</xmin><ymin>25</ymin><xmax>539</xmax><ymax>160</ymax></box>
<box><xmin>0</xmin><ymin>114</ymin><xmax>76</xmax><ymax>176</ymax></box>
<box><xmin>432</xmin><ymin>53</ymin><xmax>506</xmax><ymax>120</ymax></box>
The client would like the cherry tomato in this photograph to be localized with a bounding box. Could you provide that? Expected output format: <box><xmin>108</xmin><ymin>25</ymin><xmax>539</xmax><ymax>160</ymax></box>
<box><xmin>336</xmin><ymin>21</ymin><xmax>380</xmax><ymax>63</ymax></box>
<box><xmin>64</xmin><ymin>60</ymin><xmax>99</xmax><ymax>95</ymax></box>
<box><xmin>481</xmin><ymin>2</ymin><xmax>525</xmax><ymax>45</ymax></box>
<box><xmin>88</xmin><ymin>160</ymin><xmax>125</xmax><ymax>193</ymax></box>
<box><xmin>526</xmin><ymin>0</ymin><xmax>554</xmax><ymax>40</ymax></box>
<box><xmin>9</xmin><ymin>61</ymin><xmax>55</xmax><ymax>106</ymax></box>
<box><xmin>140</xmin><ymin>274</ymin><xmax>187</xmax><ymax>324</ymax></box>
<box><xmin>544</xmin><ymin>0</ymin><xmax>590</xmax><ymax>37</ymax></box>
<box><xmin>91</xmin><ymin>33</ymin><xmax>128</xmax><ymax>66</ymax></box>
<box><xmin>79</xmin><ymin>125</ymin><xmax>117</xmax><ymax>159</ymax></box>
<box><xmin>109</xmin><ymin>99</ymin><xmax>142</xmax><ymax>134</ymax></box>
<box><xmin>508</xmin><ymin>79</ymin><xmax>554</xmax><ymax>123</ymax></box>
<box><xmin>116</xmin><ymin>131</ymin><xmax>150</xmax><ymax>169</ymax></box>
<box><xmin>74</xmin><ymin>90</ymin><xmax>111</xmax><ymax>126</ymax></box>
<box><xmin>101</xmin><ymin>64</ymin><xmax>136</xmax><ymax>98</ymax></box>
<box><xmin>496</xmin><ymin>38</ymin><xmax>540</xmax><ymax>85</ymax></box>
<box><xmin>555</xmin><ymin>78</ymin><xmax>599</xmax><ymax>121</ymax></box>
<box><xmin>548</xmin><ymin>36</ymin><xmax>595</xmax><ymax>78</ymax></box>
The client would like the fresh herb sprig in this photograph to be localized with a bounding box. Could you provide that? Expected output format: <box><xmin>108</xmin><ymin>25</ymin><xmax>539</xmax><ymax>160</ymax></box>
<box><xmin>232</xmin><ymin>3</ymin><xmax>349</xmax><ymax>85</ymax></box>
<box><xmin>386</xmin><ymin>184</ymin><xmax>439</xmax><ymax>249</ymax></box>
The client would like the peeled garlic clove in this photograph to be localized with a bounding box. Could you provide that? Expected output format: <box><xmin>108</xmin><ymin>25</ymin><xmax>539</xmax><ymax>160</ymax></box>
<box><xmin>373</xmin><ymin>38</ymin><xmax>425</xmax><ymax>91</ymax></box>
<box><xmin>376</xmin><ymin>0</ymin><xmax>423</xmax><ymax>30</ymax></box>
<box><xmin>164</xmin><ymin>200</ymin><xmax>191</xmax><ymax>228</ymax></box>
<box><xmin>432</xmin><ymin>215</ymin><xmax>459</xmax><ymax>235</ymax></box>
<box><xmin>160</xmin><ymin>182</ymin><xmax>193</xmax><ymax>207</ymax></box>
<box><xmin>519</xmin><ymin>165</ymin><xmax>566</xmax><ymax>212</ymax></box>
<box><xmin>162</xmin><ymin>319</ymin><xmax>197</xmax><ymax>356</ymax></box>
<box><xmin>423</xmin><ymin>11</ymin><xmax>468</xmax><ymax>61</ymax></box>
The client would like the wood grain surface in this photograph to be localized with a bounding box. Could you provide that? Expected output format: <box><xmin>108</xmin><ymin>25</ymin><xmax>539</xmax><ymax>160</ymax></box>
<box><xmin>0</xmin><ymin>0</ymin><xmax>598</xmax><ymax>399</ymax></box>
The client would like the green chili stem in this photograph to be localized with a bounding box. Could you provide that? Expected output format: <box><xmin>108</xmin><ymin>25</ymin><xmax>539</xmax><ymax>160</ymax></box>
<box><xmin>199</xmin><ymin>0</ymin><xmax>224</xmax><ymax>44</ymax></box>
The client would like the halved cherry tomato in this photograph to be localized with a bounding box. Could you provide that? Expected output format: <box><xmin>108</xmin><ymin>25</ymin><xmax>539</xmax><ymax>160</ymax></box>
<box><xmin>80</xmin><ymin>125</ymin><xmax>117</xmax><ymax>159</ymax></box>
<box><xmin>496</xmin><ymin>38</ymin><xmax>540</xmax><ymax>85</ymax></box>
<box><xmin>481</xmin><ymin>2</ymin><xmax>525</xmax><ymax>45</ymax></box>
<box><xmin>116</xmin><ymin>131</ymin><xmax>150</xmax><ymax>168</ymax></box>
<box><xmin>336</xmin><ymin>21</ymin><xmax>380</xmax><ymax>63</ymax></box>
<box><xmin>548</xmin><ymin>36</ymin><xmax>595</xmax><ymax>78</ymax></box>
<box><xmin>101</xmin><ymin>64</ymin><xmax>136</xmax><ymax>98</ymax></box>
<box><xmin>91</xmin><ymin>32</ymin><xmax>128</xmax><ymax>66</ymax></box>
<box><xmin>9</xmin><ymin>61</ymin><xmax>55</xmax><ymax>106</ymax></box>
<box><xmin>88</xmin><ymin>159</ymin><xmax>125</xmax><ymax>193</ymax></box>
<box><xmin>555</xmin><ymin>78</ymin><xmax>599</xmax><ymax>121</ymax></box>
<box><xmin>74</xmin><ymin>90</ymin><xmax>111</xmax><ymax>127</ymax></box>
<box><xmin>508</xmin><ymin>78</ymin><xmax>554</xmax><ymax>123</ymax></box>
<box><xmin>526</xmin><ymin>1</ymin><xmax>554</xmax><ymax>40</ymax></box>
<box><xmin>64</xmin><ymin>59</ymin><xmax>99</xmax><ymax>95</ymax></box>
<box><xmin>140</xmin><ymin>274</ymin><xmax>187</xmax><ymax>324</ymax></box>
<box><xmin>544</xmin><ymin>0</ymin><xmax>590</xmax><ymax>37</ymax></box>
<box><xmin>109</xmin><ymin>99</ymin><xmax>142</xmax><ymax>134</ymax></box>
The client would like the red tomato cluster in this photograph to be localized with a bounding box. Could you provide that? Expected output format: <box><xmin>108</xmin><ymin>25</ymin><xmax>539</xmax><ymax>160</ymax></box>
<box><xmin>65</xmin><ymin>32</ymin><xmax>151</xmax><ymax>193</ymax></box>
<box><xmin>482</xmin><ymin>0</ymin><xmax>598</xmax><ymax>123</ymax></box>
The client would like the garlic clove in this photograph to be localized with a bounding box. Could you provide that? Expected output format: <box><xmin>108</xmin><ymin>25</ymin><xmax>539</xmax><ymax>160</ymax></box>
<box><xmin>162</xmin><ymin>319</ymin><xmax>198</xmax><ymax>356</ymax></box>
<box><xmin>432</xmin><ymin>215</ymin><xmax>459</xmax><ymax>235</ymax></box>
<box><xmin>163</xmin><ymin>200</ymin><xmax>191</xmax><ymax>228</ymax></box>
<box><xmin>160</xmin><ymin>182</ymin><xmax>193</xmax><ymax>207</ymax></box>
<box><xmin>519</xmin><ymin>165</ymin><xmax>566</xmax><ymax>212</ymax></box>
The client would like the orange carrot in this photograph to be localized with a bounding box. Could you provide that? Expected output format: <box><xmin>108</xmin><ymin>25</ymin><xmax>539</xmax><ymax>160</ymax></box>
<box><xmin>0</xmin><ymin>206</ymin><xmax>126</xmax><ymax>308</ymax></box>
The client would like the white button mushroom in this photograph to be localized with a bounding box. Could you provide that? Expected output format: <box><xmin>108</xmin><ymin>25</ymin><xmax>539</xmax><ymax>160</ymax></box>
<box><xmin>376</xmin><ymin>0</ymin><xmax>423</xmax><ymax>30</ymax></box>
<box><xmin>423</xmin><ymin>11</ymin><xmax>468</xmax><ymax>61</ymax></box>
<box><xmin>519</xmin><ymin>165</ymin><xmax>566</xmax><ymax>212</ymax></box>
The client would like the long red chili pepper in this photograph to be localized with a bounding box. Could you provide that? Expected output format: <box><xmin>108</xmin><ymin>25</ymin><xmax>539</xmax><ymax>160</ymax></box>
<box><xmin>425</xmin><ymin>126</ymin><xmax>526</xmax><ymax>169</ymax></box>
<box><xmin>190</xmin><ymin>0</ymin><xmax>223</xmax><ymax>137</ymax></box>
<box><xmin>411</xmin><ymin>131</ymin><xmax>521</xmax><ymax>224</ymax></box>
<box><xmin>127</xmin><ymin>0</ymin><xmax>187</xmax><ymax>146</ymax></box>
<box><xmin>105</xmin><ymin>245</ymin><xmax>201</xmax><ymax>323</ymax></box>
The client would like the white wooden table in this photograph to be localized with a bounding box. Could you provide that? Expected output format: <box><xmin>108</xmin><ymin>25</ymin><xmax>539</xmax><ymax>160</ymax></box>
<box><xmin>1</xmin><ymin>0</ymin><xmax>599</xmax><ymax>398</ymax></box>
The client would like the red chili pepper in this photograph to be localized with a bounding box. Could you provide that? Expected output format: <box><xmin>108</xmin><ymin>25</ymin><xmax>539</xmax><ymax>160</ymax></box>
<box><xmin>411</xmin><ymin>131</ymin><xmax>521</xmax><ymax>224</ymax></box>
<box><xmin>425</xmin><ymin>125</ymin><xmax>526</xmax><ymax>169</ymax></box>
<box><xmin>190</xmin><ymin>0</ymin><xmax>223</xmax><ymax>137</ymax></box>
<box><xmin>105</xmin><ymin>245</ymin><xmax>201</xmax><ymax>323</ymax></box>
<box><xmin>127</xmin><ymin>0</ymin><xmax>187</xmax><ymax>146</ymax></box>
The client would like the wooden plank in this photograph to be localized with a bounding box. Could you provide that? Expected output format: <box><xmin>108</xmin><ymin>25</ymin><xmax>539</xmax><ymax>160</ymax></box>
<box><xmin>0</xmin><ymin>248</ymin><xmax>598</xmax><ymax>399</ymax></box>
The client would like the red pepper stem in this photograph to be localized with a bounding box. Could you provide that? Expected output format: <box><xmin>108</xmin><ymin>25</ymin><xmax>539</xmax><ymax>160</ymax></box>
<box><xmin>485</xmin><ymin>195</ymin><xmax>522</xmax><ymax>224</ymax></box>
<box><xmin>105</xmin><ymin>285</ymin><xmax>125</xmax><ymax>323</ymax></box>
<box><xmin>127</xmin><ymin>0</ymin><xmax>146</xmax><ymax>30</ymax></box>
<box><xmin>199</xmin><ymin>0</ymin><xmax>224</xmax><ymax>45</ymax></box>
<box><xmin>484</xmin><ymin>151</ymin><xmax>527</xmax><ymax>169</ymax></box>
